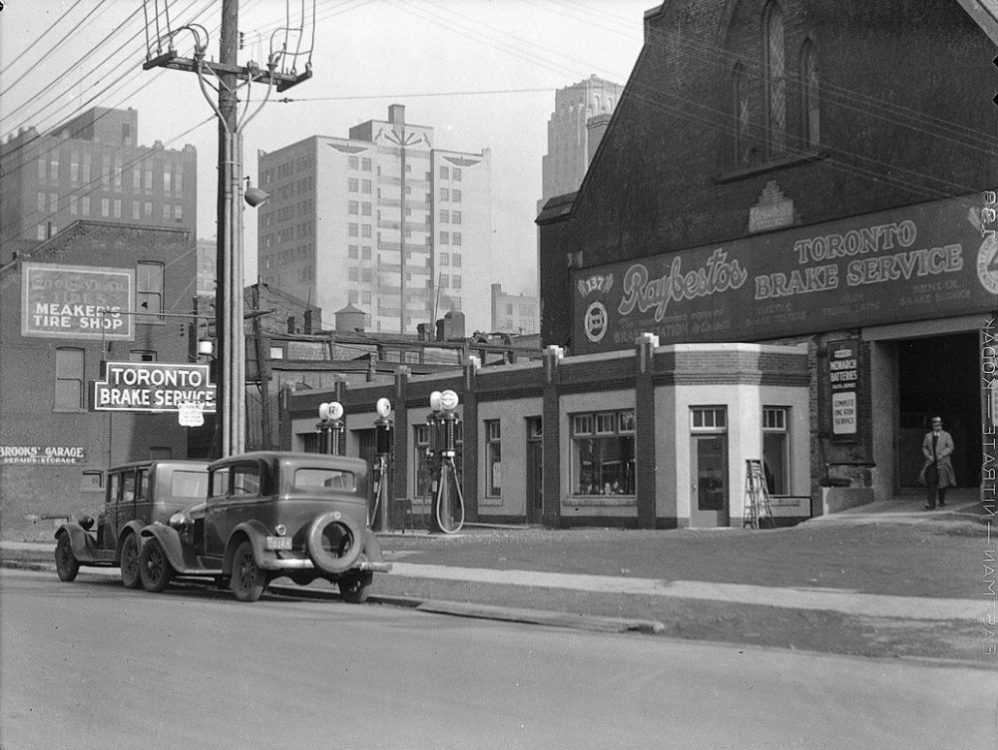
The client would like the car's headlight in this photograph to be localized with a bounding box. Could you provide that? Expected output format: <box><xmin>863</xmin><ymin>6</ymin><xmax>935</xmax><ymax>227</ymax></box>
<box><xmin>169</xmin><ymin>512</ymin><xmax>187</xmax><ymax>529</ymax></box>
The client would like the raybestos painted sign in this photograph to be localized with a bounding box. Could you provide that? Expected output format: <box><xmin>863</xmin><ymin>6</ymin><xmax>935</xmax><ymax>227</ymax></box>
<box><xmin>573</xmin><ymin>194</ymin><xmax>998</xmax><ymax>353</ymax></box>
<box><xmin>22</xmin><ymin>263</ymin><xmax>135</xmax><ymax>340</ymax></box>
<box><xmin>92</xmin><ymin>362</ymin><xmax>216</xmax><ymax>413</ymax></box>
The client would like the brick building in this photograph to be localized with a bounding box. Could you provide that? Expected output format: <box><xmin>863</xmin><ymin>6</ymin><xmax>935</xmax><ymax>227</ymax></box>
<box><xmin>0</xmin><ymin>221</ymin><xmax>204</xmax><ymax>539</ymax></box>
<box><xmin>537</xmin><ymin>0</ymin><xmax>998</xmax><ymax>513</ymax></box>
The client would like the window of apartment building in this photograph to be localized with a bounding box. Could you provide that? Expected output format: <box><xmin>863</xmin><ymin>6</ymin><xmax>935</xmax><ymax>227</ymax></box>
<box><xmin>114</xmin><ymin>157</ymin><xmax>122</xmax><ymax>190</ymax></box>
<box><xmin>452</xmin><ymin>210</ymin><xmax>462</xmax><ymax>225</ymax></box>
<box><xmin>452</xmin><ymin>233</ymin><xmax>462</xmax><ymax>246</ymax></box>
<box><xmin>348</xmin><ymin>245</ymin><xmax>359</xmax><ymax>259</ymax></box>
<box><xmin>101</xmin><ymin>198</ymin><xmax>110</xmax><ymax>218</ymax></box>
<box><xmin>485</xmin><ymin>420</ymin><xmax>501</xmax><ymax>497</ymax></box>
<box><xmin>82</xmin><ymin>196</ymin><xmax>90</xmax><ymax>216</ymax></box>
<box><xmin>144</xmin><ymin>201</ymin><xmax>152</xmax><ymax>219</ymax></box>
<box><xmin>440</xmin><ymin>231</ymin><xmax>449</xmax><ymax>245</ymax></box>
<box><xmin>440</xmin><ymin>188</ymin><xmax>449</xmax><ymax>202</ymax></box>
<box><xmin>50</xmin><ymin>155</ymin><xmax>60</xmax><ymax>181</ymax></box>
<box><xmin>348</xmin><ymin>267</ymin><xmax>359</xmax><ymax>281</ymax></box>
<box><xmin>54</xmin><ymin>348</ymin><xmax>84</xmax><ymax>411</ymax></box>
<box><xmin>72</xmin><ymin>155</ymin><xmax>80</xmax><ymax>185</ymax></box>
<box><xmin>440</xmin><ymin>252</ymin><xmax>449</xmax><ymax>265</ymax></box>
<box><xmin>144</xmin><ymin>168</ymin><xmax>153</xmax><ymax>191</ymax></box>
<box><xmin>800</xmin><ymin>40</ymin><xmax>820</xmax><ymax>147</ymax></box>
<box><xmin>439</xmin><ymin>209</ymin><xmax>449</xmax><ymax>223</ymax></box>
<box><xmin>762</xmin><ymin>406</ymin><xmax>790</xmax><ymax>495</ymax></box>
<box><xmin>439</xmin><ymin>274</ymin><xmax>449</xmax><ymax>288</ymax></box>
<box><xmin>349</xmin><ymin>200</ymin><xmax>359</xmax><ymax>214</ymax></box>
<box><xmin>452</xmin><ymin>168</ymin><xmax>462</xmax><ymax>182</ymax></box>
<box><xmin>70</xmin><ymin>196</ymin><xmax>78</xmax><ymax>216</ymax></box>
<box><xmin>362</xmin><ymin>246</ymin><xmax>371</xmax><ymax>260</ymax></box>
<box><xmin>452</xmin><ymin>253</ymin><xmax>461</xmax><ymax>268</ymax></box>
<box><xmin>571</xmin><ymin>410</ymin><xmax>635</xmax><ymax>496</ymax></box>
<box><xmin>362</xmin><ymin>179</ymin><xmax>372</xmax><ymax>194</ymax></box>
<box><xmin>764</xmin><ymin>0</ymin><xmax>786</xmax><ymax>156</ymax></box>
<box><xmin>349</xmin><ymin>290</ymin><xmax>359</xmax><ymax>304</ymax></box>
<box><xmin>362</xmin><ymin>224</ymin><xmax>372</xmax><ymax>238</ymax></box>
<box><xmin>136</xmin><ymin>262</ymin><xmax>164</xmax><ymax>321</ymax></box>
<box><xmin>348</xmin><ymin>178</ymin><xmax>359</xmax><ymax>192</ymax></box>
<box><xmin>162</xmin><ymin>204</ymin><xmax>171</xmax><ymax>222</ymax></box>
<box><xmin>452</xmin><ymin>275</ymin><xmax>461</xmax><ymax>289</ymax></box>
<box><xmin>439</xmin><ymin>166</ymin><xmax>449</xmax><ymax>179</ymax></box>
<box><xmin>349</xmin><ymin>156</ymin><xmax>359</xmax><ymax>169</ymax></box>
<box><xmin>362</xmin><ymin>291</ymin><xmax>371</xmax><ymax>304</ymax></box>
<box><xmin>37</xmin><ymin>192</ymin><xmax>45</xmax><ymax>212</ymax></box>
<box><xmin>114</xmin><ymin>199</ymin><xmax>122</xmax><ymax>219</ymax></box>
<box><xmin>362</xmin><ymin>157</ymin><xmax>371</xmax><ymax>171</ymax></box>
<box><xmin>452</xmin><ymin>189</ymin><xmax>462</xmax><ymax>203</ymax></box>
<box><xmin>132</xmin><ymin>166</ymin><xmax>140</xmax><ymax>190</ymax></box>
<box><xmin>37</xmin><ymin>157</ymin><xmax>46</xmax><ymax>181</ymax></box>
<box><xmin>362</xmin><ymin>202</ymin><xmax>372</xmax><ymax>216</ymax></box>
<box><xmin>175</xmin><ymin>168</ymin><xmax>183</xmax><ymax>194</ymax></box>
<box><xmin>132</xmin><ymin>201</ymin><xmax>140</xmax><ymax>220</ymax></box>
<box><xmin>349</xmin><ymin>223</ymin><xmax>359</xmax><ymax>237</ymax></box>
<box><xmin>36</xmin><ymin>225</ymin><xmax>47</xmax><ymax>240</ymax></box>
<box><xmin>174</xmin><ymin>205</ymin><xmax>183</xmax><ymax>222</ymax></box>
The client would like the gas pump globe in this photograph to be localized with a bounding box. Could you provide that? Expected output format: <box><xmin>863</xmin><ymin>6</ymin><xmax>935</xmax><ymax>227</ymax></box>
<box><xmin>428</xmin><ymin>389</ymin><xmax>464</xmax><ymax>534</ymax></box>
<box><xmin>316</xmin><ymin>401</ymin><xmax>344</xmax><ymax>455</ymax></box>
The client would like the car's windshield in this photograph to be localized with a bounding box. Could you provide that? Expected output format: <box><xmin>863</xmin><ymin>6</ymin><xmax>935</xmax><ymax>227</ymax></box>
<box><xmin>294</xmin><ymin>468</ymin><xmax>356</xmax><ymax>492</ymax></box>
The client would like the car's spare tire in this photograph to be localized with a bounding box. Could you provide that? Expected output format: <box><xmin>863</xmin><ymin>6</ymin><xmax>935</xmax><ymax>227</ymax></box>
<box><xmin>306</xmin><ymin>512</ymin><xmax>363</xmax><ymax>575</ymax></box>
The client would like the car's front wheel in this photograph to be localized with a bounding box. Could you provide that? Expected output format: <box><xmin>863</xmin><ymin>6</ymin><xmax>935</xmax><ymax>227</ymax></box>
<box><xmin>139</xmin><ymin>537</ymin><xmax>173</xmax><ymax>593</ymax></box>
<box><xmin>119</xmin><ymin>534</ymin><xmax>141</xmax><ymax>589</ymax></box>
<box><xmin>55</xmin><ymin>533</ymin><xmax>79</xmax><ymax>582</ymax></box>
<box><xmin>338</xmin><ymin>572</ymin><xmax>373</xmax><ymax>604</ymax></box>
<box><xmin>230</xmin><ymin>540</ymin><xmax>267</xmax><ymax>602</ymax></box>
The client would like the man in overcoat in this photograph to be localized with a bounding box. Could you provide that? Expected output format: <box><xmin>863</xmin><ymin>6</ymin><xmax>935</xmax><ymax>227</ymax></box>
<box><xmin>920</xmin><ymin>416</ymin><xmax>956</xmax><ymax>509</ymax></box>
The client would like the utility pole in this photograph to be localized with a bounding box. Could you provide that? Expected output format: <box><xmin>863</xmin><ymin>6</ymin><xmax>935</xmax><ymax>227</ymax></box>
<box><xmin>142</xmin><ymin>0</ymin><xmax>311</xmax><ymax>457</ymax></box>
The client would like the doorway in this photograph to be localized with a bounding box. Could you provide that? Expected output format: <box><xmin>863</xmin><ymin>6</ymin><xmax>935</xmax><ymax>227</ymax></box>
<box><xmin>689</xmin><ymin>406</ymin><xmax>729</xmax><ymax>527</ymax></box>
<box><xmin>897</xmin><ymin>332</ymin><xmax>980</xmax><ymax>488</ymax></box>
<box><xmin>526</xmin><ymin>417</ymin><xmax>543</xmax><ymax>524</ymax></box>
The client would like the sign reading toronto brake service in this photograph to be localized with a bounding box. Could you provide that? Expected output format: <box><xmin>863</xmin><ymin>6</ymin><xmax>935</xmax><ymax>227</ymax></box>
<box><xmin>22</xmin><ymin>263</ymin><xmax>135</xmax><ymax>340</ymax></box>
<box><xmin>92</xmin><ymin>362</ymin><xmax>216</xmax><ymax>413</ymax></box>
<box><xmin>573</xmin><ymin>194</ymin><xmax>998</xmax><ymax>353</ymax></box>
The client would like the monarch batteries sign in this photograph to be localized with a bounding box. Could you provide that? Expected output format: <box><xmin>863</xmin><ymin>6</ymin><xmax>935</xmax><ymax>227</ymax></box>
<box><xmin>828</xmin><ymin>340</ymin><xmax>859</xmax><ymax>439</ymax></box>
<box><xmin>92</xmin><ymin>362</ymin><xmax>216</xmax><ymax>413</ymax></box>
<box><xmin>22</xmin><ymin>263</ymin><xmax>135</xmax><ymax>340</ymax></box>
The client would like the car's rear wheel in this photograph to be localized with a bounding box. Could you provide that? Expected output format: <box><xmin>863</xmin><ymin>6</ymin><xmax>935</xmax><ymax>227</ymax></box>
<box><xmin>55</xmin><ymin>533</ymin><xmax>79</xmax><ymax>582</ymax></box>
<box><xmin>338</xmin><ymin>572</ymin><xmax>373</xmax><ymax>604</ymax></box>
<box><xmin>307</xmin><ymin>513</ymin><xmax>363</xmax><ymax>575</ymax></box>
<box><xmin>119</xmin><ymin>534</ymin><xmax>141</xmax><ymax>589</ymax></box>
<box><xmin>139</xmin><ymin>537</ymin><xmax>173</xmax><ymax>593</ymax></box>
<box><xmin>230</xmin><ymin>540</ymin><xmax>267</xmax><ymax>602</ymax></box>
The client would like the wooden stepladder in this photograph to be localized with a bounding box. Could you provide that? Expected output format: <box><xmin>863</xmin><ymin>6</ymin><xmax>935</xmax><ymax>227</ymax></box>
<box><xmin>744</xmin><ymin>459</ymin><xmax>774</xmax><ymax>529</ymax></box>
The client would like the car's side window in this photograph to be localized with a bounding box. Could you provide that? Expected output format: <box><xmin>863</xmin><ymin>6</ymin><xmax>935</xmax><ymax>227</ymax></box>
<box><xmin>295</xmin><ymin>468</ymin><xmax>356</xmax><ymax>491</ymax></box>
<box><xmin>232</xmin><ymin>464</ymin><xmax>261</xmax><ymax>497</ymax></box>
<box><xmin>122</xmin><ymin>471</ymin><xmax>136</xmax><ymax>504</ymax></box>
<box><xmin>209</xmin><ymin>468</ymin><xmax>230</xmax><ymax>499</ymax></box>
<box><xmin>137</xmin><ymin>469</ymin><xmax>150</xmax><ymax>501</ymax></box>
<box><xmin>108</xmin><ymin>472</ymin><xmax>121</xmax><ymax>505</ymax></box>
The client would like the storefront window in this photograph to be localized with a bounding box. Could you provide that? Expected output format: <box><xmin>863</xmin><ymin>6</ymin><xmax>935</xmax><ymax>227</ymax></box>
<box><xmin>571</xmin><ymin>410</ymin><xmax>635</xmax><ymax>496</ymax></box>
<box><xmin>763</xmin><ymin>407</ymin><xmax>789</xmax><ymax>495</ymax></box>
<box><xmin>485</xmin><ymin>420</ymin><xmax>501</xmax><ymax>497</ymax></box>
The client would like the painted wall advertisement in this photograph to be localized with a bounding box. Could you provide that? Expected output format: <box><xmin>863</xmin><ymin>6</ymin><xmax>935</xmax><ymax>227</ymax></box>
<box><xmin>827</xmin><ymin>339</ymin><xmax>859</xmax><ymax>440</ymax></box>
<box><xmin>92</xmin><ymin>362</ymin><xmax>216</xmax><ymax>413</ymax></box>
<box><xmin>572</xmin><ymin>195</ymin><xmax>998</xmax><ymax>353</ymax></box>
<box><xmin>21</xmin><ymin>263</ymin><xmax>135</xmax><ymax>340</ymax></box>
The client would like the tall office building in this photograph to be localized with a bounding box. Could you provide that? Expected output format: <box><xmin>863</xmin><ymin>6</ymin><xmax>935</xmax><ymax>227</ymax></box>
<box><xmin>0</xmin><ymin>107</ymin><xmax>197</xmax><ymax>255</ymax></box>
<box><xmin>540</xmin><ymin>75</ymin><xmax>624</xmax><ymax>205</ymax></box>
<box><xmin>257</xmin><ymin>105</ymin><xmax>493</xmax><ymax>335</ymax></box>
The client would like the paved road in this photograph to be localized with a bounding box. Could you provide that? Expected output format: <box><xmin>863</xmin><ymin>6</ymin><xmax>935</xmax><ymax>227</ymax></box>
<box><xmin>2</xmin><ymin>569</ymin><xmax>996</xmax><ymax>750</ymax></box>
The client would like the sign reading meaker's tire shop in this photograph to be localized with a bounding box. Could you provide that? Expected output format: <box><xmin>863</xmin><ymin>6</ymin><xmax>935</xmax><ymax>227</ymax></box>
<box><xmin>91</xmin><ymin>361</ymin><xmax>216</xmax><ymax>413</ymax></box>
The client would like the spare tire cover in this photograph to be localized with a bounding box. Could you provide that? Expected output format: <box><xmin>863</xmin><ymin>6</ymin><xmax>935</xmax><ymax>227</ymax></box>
<box><xmin>307</xmin><ymin>512</ymin><xmax>363</xmax><ymax>575</ymax></box>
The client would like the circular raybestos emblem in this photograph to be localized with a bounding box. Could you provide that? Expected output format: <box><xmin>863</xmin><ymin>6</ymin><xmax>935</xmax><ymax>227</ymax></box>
<box><xmin>977</xmin><ymin>234</ymin><xmax>998</xmax><ymax>295</ymax></box>
<box><xmin>584</xmin><ymin>301</ymin><xmax>608</xmax><ymax>343</ymax></box>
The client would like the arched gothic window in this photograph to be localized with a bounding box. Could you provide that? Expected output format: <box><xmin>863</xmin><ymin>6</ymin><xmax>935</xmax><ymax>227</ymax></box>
<box><xmin>763</xmin><ymin>1</ymin><xmax>786</xmax><ymax>156</ymax></box>
<box><xmin>732</xmin><ymin>63</ymin><xmax>752</xmax><ymax>165</ymax></box>
<box><xmin>801</xmin><ymin>40</ymin><xmax>820</xmax><ymax>147</ymax></box>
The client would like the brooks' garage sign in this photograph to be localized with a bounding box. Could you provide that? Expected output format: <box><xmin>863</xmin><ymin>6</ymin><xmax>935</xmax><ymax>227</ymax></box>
<box><xmin>572</xmin><ymin>194</ymin><xmax>998</xmax><ymax>353</ymax></box>
<box><xmin>92</xmin><ymin>362</ymin><xmax>216</xmax><ymax>413</ymax></box>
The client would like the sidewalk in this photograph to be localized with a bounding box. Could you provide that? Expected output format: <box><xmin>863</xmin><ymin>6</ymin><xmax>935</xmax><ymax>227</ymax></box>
<box><xmin>2</xmin><ymin>534</ymin><xmax>987</xmax><ymax>622</ymax></box>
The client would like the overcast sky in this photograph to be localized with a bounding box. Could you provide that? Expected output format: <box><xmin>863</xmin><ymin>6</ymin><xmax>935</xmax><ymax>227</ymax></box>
<box><xmin>0</xmin><ymin>0</ymin><xmax>653</xmax><ymax>296</ymax></box>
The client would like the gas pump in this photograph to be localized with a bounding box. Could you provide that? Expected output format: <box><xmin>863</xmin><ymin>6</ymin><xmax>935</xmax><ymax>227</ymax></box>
<box><xmin>370</xmin><ymin>397</ymin><xmax>393</xmax><ymax>532</ymax></box>
<box><xmin>428</xmin><ymin>389</ymin><xmax>465</xmax><ymax>534</ymax></box>
<box><xmin>316</xmin><ymin>401</ymin><xmax>344</xmax><ymax>455</ymax></box>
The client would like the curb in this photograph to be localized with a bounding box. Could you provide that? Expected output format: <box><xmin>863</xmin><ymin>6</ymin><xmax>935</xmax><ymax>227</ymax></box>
<box><xmin>2</xmin><ymin>560</ymin><xmax>664</xmax><ymax>636</ymax></box>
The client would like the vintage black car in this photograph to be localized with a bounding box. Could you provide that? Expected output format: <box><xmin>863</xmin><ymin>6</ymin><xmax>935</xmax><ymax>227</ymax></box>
<box><xmin>137</xmin><ymin>451</ymin><xmax>391</xmax><ymax>603</ymax></box>
<box><xmin>54</xmin><ymin>460</ymin><xmax>210</xmax><ymax>587</ymax></box>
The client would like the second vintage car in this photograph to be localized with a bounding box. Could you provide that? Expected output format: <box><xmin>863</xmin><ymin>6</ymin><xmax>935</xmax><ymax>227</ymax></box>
<box><xmin>138</xmin><ymin>451</ymin><xmax>391</xmax><ymax>603</ymax></box>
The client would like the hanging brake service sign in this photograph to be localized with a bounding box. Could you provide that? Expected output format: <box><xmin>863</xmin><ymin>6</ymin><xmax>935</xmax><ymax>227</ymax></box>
<box><xmin>92</xmin><ymin>362</ymin><xmax>216</xmax><ymax>413</ymax></box>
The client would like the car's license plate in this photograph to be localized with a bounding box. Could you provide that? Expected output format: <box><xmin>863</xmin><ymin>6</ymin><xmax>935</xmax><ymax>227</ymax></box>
<box><xmin>266</xmin><ymin>536</ymin><xmax>292</xmax><ymax>550</ymax></box>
